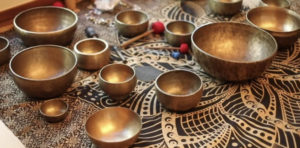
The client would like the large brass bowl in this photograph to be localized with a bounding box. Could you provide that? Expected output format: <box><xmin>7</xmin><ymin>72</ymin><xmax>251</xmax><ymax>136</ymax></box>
<box><xmin>259</xmin><ymin>0</ymin><xmax>291</xmax><ymax>9</ymax></box>
<box><xmin>208</xmin><ymin>0</ymin><xmax>243</xmax><ymax>16</ymax></box>
<box><xmin>14</xmin><ymin>6</ymin><xmax>78</xmax><ymax>47</ymax></box>
<box><xmin>246</xmin><ymin>7</ymin><xmax>300</xmax><ymax>48</ymax></box>
<box><xmin>0</xmin><ymin>36</ymin><xmax>10</xmax><ymax>66</ymax></box>
<box><xmin>155</xmin><ymin>70</ymin><xmax>203</xmax><ymax>111</ymax></box>
<box><xmin>85</xmin><ymin>107</ymin><xmax>142</xmax><ymax>148</ymax></box>
<box><xmin>99</xmin><ymin>64</ymin><xmax>137</xmax><ymax>100</ymax></box>
<box><xmin>192</xmin><ymin>22</ymin><xmax>277</xmax><ymax>81</ymax></box>
<box><xmin>9</xmin><ymin>45</ymin><xmax>77</xmax><ymax>99</ymax></box>
<box><xmin>115</xmin><ymin>10</ymin><xmax>149</xmax><ymax>37</ymax></box>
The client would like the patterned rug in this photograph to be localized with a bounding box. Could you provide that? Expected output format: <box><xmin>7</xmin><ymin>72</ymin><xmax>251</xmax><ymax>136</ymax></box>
<box><xmin>0</xmin><ymin>0</ymin><xmax>300</xmax><ymax>148</ymax></box>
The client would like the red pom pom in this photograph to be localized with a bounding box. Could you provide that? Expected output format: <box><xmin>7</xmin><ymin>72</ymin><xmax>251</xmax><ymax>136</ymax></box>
<box><xmin>180</xmin><ymin>43</ymin><xmax>189</xmax><ymax>54</ymax></box>
<box><xmin>152</xmin><ymin>21</ymin><xmax>165</xmax><ymax>34</ymax></box>
<box><xmin>52</xmin><ymin>1</ymin><xmax>64</xmax><ymax>7</ymax></box>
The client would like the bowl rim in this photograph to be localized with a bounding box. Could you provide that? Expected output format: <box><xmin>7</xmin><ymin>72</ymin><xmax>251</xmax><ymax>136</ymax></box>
<box><xmin>191</xmin><ymin>22</ymin><xmax>278</xmax><ymax>64</ymax></box>
<box><xmin>84</xmin><ymin>107</ymin><xmax>142</xmax><ymax>143</ymax></box>
<box><xmin>155</xmin><ymin>69</ymin><xmax>203</xmax><ymax>97</ymax></box>
<box><xmin>211</xmin><ymin>0</ymin><xmax>243</xmax><ymax>4</ymax></box>
<box><xmin>260</xmin><ymin>0</ymin><xmax>291</xmax><ymax>8</ymax></box>
<box><xmin>39</xmin><ymin>99</ymin><xmax>69</xmax><ymax>117</ymax></box>
<box><xmin>74</xmin><ymin>38</ymin><xmax>109</xmax><ymax>56</ymax></box>
<box><xmin>9</xmin><ymin>45</ymin><xmax>78</xmax><ymax>81</ymax></box>
<box><xmin>115</xmin><ymin>10</ymin><xmax>149</xmax><ymax>26</ymax></box>
<box><xmin>99</xmin><ymin>64</ymin><xmax>136</xmax><ymax>84</ymax></box>
<box><xmin>0</xmin><ymin>36</ymin><xmax>9</xmax><ymax>52</ymax></box>
<box><xmin>13</xmin><ymin>6</ymin><xmax>78</xmax><ymax>34</ymax></box>
<box><xmin>165</xmin><ymin>20</ymin><xmax>196</xmax><ymax>36</ymax></box>
<box><xmin>246</xmin><ymin>6</ymin><xmax>300</xmax><ymax>33</ymax></box>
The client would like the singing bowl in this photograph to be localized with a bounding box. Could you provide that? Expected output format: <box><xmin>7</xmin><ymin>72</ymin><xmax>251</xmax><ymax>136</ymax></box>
<box><xmin>165</xmin><ymin>21</ymin><xmax>196</xmax><ymax>47</ymax></box>
<box><xmin>192</xmin><ymin>22</ymin><xmax>277</xmax><ymax>81</ymax></box>
<box><xmin>155</xmin><ymin>70</ymin><xmax>203</xmax><ymax>111</ymax></box>
<box><xmin>115</xmin><ymin>10</ymin><xmax>149</xmax><ymax>37</ymax></box>
<box><xmin>74</xmin><ymin>38</ymin><xmax>110</xmax><ymax>70</ymax></box>
<box><xmin>0</xmin><ymin>37</ymin><xmax>10</xmax><ymax>66</ymax></box>
<box><xmin>39</xmin><ymin>99</ymin><xmax>69</xmax><ymax>122</ymax></box>
<box><xmin>14</xmin><ymin>6</ymin><xmax>78</xmax><ymax>47</ymax></box>
<box><xmin>85</xmin><ymin>107</ymin><xmax>142</xmax><ymax>148</ymax></box>
<box><xmin>259</xmin><ymin>0</ymin><xmax>291</xmax><ymax>9</ymax></box>
<box><xmin>99</xmin><ymin>64</ymin><xmax>137</xmax><ymax>100</ymax></box>
<box><xmin>9</xmin><ymin>45</ymin><xmax>77</xmax><ymax>99</ymax></box>
<box><xmin>246</xmin><ymin>7</ymin><xmax>300</xmax><ymax>48</ymax></box>
<box><xmin>208</xmin><ymin>0</ymin><xmax>243</xmax><ymax>16</ymax></box>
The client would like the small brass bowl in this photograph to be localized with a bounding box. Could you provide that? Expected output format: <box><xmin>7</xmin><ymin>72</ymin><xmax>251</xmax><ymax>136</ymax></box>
<box><xmin>192</xmin><ymin>22</ymin><xmax>277</xmax><ymax>81</ymax></box>
<box><xmin>165</xmin><ymin>21</ymin><xmax>196</xmax><ymax>47</ymax></box>
<box><xmin>115</xmin><ymin>10</ymin><xmax>149</xmax><ymax>37</ymax></box>
<box><xmin>9</xmin><ymin>45</ymin><xmax>77</xmax><ymax>99</ymax></box>
<box><xmin>208</xmin><ymin>0</ymin><xmax>243</xmax><ymax>16</ymax></box>
<box><xmin>259</xmin><ymin>0</ymin><xmax>291</xmax><ymax>9</ymax></box>
<box><xmin>40</xmin><ymin>99</ymin><xmax>69</xmax><ymax>122</ymax></box>
<box><xmin>14</xmin><ymin>6</ymin><xmax>78</xmax><ymax>47</ymax></box>
<box><xmin>155</xmin><ymin>70</ymin><xmax>203</xmax><ymax>111</ymax></box>
<box><xmin>246</xmin><ymin>7</ymin><xmax>300</xmax><ymax>48</ymax></box>
<box><xmin>74</xmin><ymin>38</ymin><xmax>110</xmax><ymax>70</ymax></box>
<box><xmin>85</xmin><ymin>107</ymin><xmax>142</xmax><ymax>148</ymax></box>
<box><xmin>0</xmin><ymin>37</ymin><xmax>10</xmax><ymax>66</ymax></box>
<box><xmin>99</xmin><ymin>64</ymin><xmax>137</xmax><ymax>100</ymax></box>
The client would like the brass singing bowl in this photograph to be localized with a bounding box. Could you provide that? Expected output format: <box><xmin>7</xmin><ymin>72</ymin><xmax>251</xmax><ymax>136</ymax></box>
<box><xmin>85</xmin><ymin>107</ymin><xmax>142</xmax><ymax>148</ymax></box>
<box><xmin>0</xmin><ymin>37</ymin><xmax>10</xmax><ymax>66</ymax></box>
<box><xmin>99</xmin><ymin>64</ymin><xmax>137</xmax><ymax>100</ymax></box>
<box><xmin>39</xmin><ymin>99</ymin><xmax>69</xmax><ymax>122</ymax></box>
<box><xmin>74</xmin><ymin>38</ymin><xmax>110</xmax><ymax>70</ymax></box>
<box><xmin>155</xmin><ymin>70</ymin><xmax>203</xmax><ymax>111</ymax></box>
<box><xmin>246</xmin><ymin>7</ymin><xmax>300</xmax><ymax>48</ymax></box>
<box><xmin>192</xmin><ymin>22</ymin><xmax>277</xmax><ymax>81</ymax></box>
<box><xmin>259</xmin><ymin>0</ymin><xmax>291</xmax><ymax>9</ymax></box>
<box><xmin>14</xmin><ymin>6</ymin><xmax>78</xmax><ymax>47</ymax></box>
<box><xmin>165</xmin><ymin>21</ymin><xmax>196</xmax><ymax>47</ymax></box>
<box><xmin>9</xmin><ymin>45</ymin><xmax>77</xmax><ymax>99</ymax></box>
<box><xmin>208</xmin><ymin>0</ymin><xmax>243</xmax><ymax>16</ymax></box>
<box><xmin>115</xmin><ymin>10</ymin><xmax>149</xmax><ymax>37</ymax></box>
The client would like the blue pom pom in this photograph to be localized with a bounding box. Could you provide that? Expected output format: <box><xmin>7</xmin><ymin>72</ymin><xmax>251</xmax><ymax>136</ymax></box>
<box><xmin>171</xmin><ymin>52</ymin><xmax>181</xmax><ymax>59</ymax></box>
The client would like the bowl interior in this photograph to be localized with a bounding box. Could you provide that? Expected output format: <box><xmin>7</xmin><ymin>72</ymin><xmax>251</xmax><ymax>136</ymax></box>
<box><xmin>15</xmin><ymin>7</ymin><xmax>76</xmax><ymax>32</ymax></box>
<box><xmin>40</xmin><ymin>100</ymin><xmax>68</xmax><ymax>116</ymax></box>
<box><xmin>116</xmin><ymin>11</ymin><xmax>148</xmax><ymax>25</ymax></box>
<box><xmin>0</xmin><ymin>38</ymin><xmax>8</xmax><ymax>50</ymax></box>
<box><xmin>100</xmin><ymin>64</ymin><xmax>134</xmax><ymax>83</ymax></box>
<box><xmin>247</xmin><ymin>7</ymin><xmax>300</xmax><ymax>32</ymax></box>
<box><xmin>192</xmin><ymin>23</ymin><xmax>277</xmax><ymax>62</ymax></box>
<box><xmin>85</xmin><ymin>107</ymin><xmax>141</xmax><ymax>142</ymax></box>
<box><xmin>157</xmin><ymin>71</ymin><xmax>202</xmax><ymax>96</ymax></box>
<box><xmin>166</xmin><ymin>21</ymin><xmax>195</xmax><ymax>35</ymax></box>
<box><xmin>76</xmin><ymin>39</ymin><xmax>107</xmax><ymax>54</ymax></box>
<box><xmin>261</xmin><ymin>0</ymin><xmax>290</xmax><ymax>7</ymax></box>
<box><xmin>10</xmin><ymin>46</ymin><xmax>76</xmax><ymax>80</ymax></box>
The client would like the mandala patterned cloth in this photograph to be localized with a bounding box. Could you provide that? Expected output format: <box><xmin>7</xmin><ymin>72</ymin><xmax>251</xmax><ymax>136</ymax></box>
<box><xmin>1</xmin><ymin>0</ymin><xmax>300</xmax><ymax>148</ymax></box>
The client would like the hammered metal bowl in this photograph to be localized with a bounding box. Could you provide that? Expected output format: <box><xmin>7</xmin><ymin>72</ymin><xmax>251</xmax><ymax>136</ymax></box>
<box><xmin>155</xmin><ymin>70</ymin><xmax>203</xmax><ymax>111</ymax></box>
<box><xmin>9</xmin><ymin>45</ymin><xmax>77</xmax><ymax>99</ymax></box>
<box><xmin>259</xmin><ymin>0</ymin><xmax>291</xmax><ymax>9</ymax></box>
<box><xmin>39</xmin><ymin>99</ymin><xmax>69</xmax><ymax>122</ymax></box>
<box><xmin>99</xmin><ymin>64</ymin><xmax>137</xmax><ymax>100</ymax></box>
<box><xmin>192</xmin><ymin>22</ymin><xmax>277</xmax><ymax>81</ymax></box>
<box><xmin>208</xmin><ymin>0</ymin><xmax>243</xmax><ymax>16</ymax></box>
<box><xmin>246</xmin><ymin>7</ymin><xmax>300</xmax><ymax>48</ymax></box>
<box><xmin>0</xmin><ymin>37</ymin><xmax>10</xmax><ymax>66</ymax></box>
<box><xmin>14</xmin><ymin>6</ymin><xmax>78</xmax><ymax>47</ymax></box>
<box><xmin>85</xmin><ymin>107</ymin><xmax>142</xmax><ymax>148</ymax></box>
<box><xmin>74</xmin><ymin>38</ymin><xmax>110</xmax><ymax>70</ymax></box>
<box><xmin>165</xmin><ymin>21</ymin><xmax>196</xmax><ymax>47</ymax></box>
<box><xmin>115</xmin><ymin>10</ymin><xmax>149</xmax><ymax>37</ymax></box>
